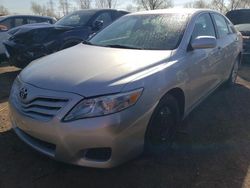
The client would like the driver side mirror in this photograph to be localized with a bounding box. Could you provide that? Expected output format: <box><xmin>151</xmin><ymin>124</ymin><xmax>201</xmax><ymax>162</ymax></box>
<box><xmin>191</xmin><ymin>36</ymin><xmax>217</xmax><ymax>50</ymax></box>
<box><xmin>0</xmin><ymin>25</ymin><xmax>8</xmax><ymax>32</ymax></box>
<box><xmin>93</xmin><ymin>20</ymin><xmax>104</xmax><ymax>31</ymax></box>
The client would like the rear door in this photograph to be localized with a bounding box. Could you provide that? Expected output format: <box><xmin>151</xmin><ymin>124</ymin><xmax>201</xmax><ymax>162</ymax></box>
<box><xmin>211</xmin><ymin>13</ymin><xmax>237</xmax><ymax>80</ymax></box>
<box><xmin>12</xmin><ymin>17</ymin><xmax>26</xmax><ymax>28</ymax></box>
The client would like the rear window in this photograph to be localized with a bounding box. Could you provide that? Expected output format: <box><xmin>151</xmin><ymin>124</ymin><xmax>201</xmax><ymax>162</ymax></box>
<box><xmin>226</xmin><ymin>10</ymin><xmax>250</xmax><ymax>25</ymax></box>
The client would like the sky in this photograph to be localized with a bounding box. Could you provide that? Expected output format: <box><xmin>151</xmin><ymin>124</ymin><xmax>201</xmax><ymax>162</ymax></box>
<box><xmin>0</xmin><ymin>0</ymin><xmax>195</xmax><ymax>14</ymax></box>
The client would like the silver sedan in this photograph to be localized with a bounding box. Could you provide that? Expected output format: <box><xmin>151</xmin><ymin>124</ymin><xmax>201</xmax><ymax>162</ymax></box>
<box><xmin>9</xmin><ymin>9</ymin><xmax>242</xmax><ymax>168</ymax></box>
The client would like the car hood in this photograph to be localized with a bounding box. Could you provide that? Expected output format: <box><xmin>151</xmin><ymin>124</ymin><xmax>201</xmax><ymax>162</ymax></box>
<box><xmin>8</xmin><ymin>23</ymin><xmax>74</xmax><ymax>37</ymax></box>
<box><xmin>20</xmin><ymin>44</ymin><xmax>172</xmax><ymax>97</ymax></box>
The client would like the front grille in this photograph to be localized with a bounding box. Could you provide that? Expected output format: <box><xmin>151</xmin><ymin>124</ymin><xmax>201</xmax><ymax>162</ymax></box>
<box><xmin>10</xmin><ymin>80</ymin><xmax>69</xmax><ymax>121</ymax></box>
<box><xmin>14</xmin><ymin>96</ymin><xmax>68</xmax><ymax>121</ymax></box>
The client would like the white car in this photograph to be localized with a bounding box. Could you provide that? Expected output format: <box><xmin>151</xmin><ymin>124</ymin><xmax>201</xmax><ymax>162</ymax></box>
<box><xmin>9</xmin><ymin>9</ymin><xmax>242</xmax><ymax>168</ymax></box>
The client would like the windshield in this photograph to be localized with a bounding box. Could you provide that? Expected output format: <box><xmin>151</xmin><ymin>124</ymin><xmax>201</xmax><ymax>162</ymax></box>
<box><xmin>55</xmin><ymin>11</ymin><xmax>94</xmax><ymax>27</ymax></box>
<box><xmin>89</xmin><ymin>13</ymin><xmax>188</xmax><ymax>50</ymax></box>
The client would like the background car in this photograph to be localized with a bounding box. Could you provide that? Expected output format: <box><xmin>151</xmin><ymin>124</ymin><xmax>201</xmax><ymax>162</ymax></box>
<box><xmin>4</xmin><ymin>9</ymin><xmax>129</xmax><ymax>68</ymax></box>
<box><xmin>9</xmin><ymin>9</ymin><xmax>242</xmax><ymax>168</ymax></box>
<box><xmin>0</xmin><ymin>15</ymin><xmax>56</xmax><ymax>63</ymax></box>
<box><xmin>226</xmin><ymin>9</ymin><xmax>250</xmax><ymax>63</ymax></box>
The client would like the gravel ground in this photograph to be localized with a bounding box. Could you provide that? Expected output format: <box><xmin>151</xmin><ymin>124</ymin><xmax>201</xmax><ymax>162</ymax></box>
<box><xmin>1</xmin><ymin>62</ymin><xmax>250</xmax><ymax>188</ymax></box>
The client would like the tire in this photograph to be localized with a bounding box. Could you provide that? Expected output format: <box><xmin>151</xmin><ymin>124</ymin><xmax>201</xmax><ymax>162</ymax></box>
<box><xmin>225</xmin><ymin>57</ymin><xmax>240</xmax><ymax>87</ymax></box>
<box><xmin>145</xmin><ymin>94</ymin><xmax>180</xmax><ymax>156</ymax></box>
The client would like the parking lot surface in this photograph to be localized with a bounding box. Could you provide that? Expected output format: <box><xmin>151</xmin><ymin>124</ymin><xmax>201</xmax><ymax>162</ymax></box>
<box><xmin>1</xmin><ymin>62</ymin><xmax>250</xmax><ymax>188</ymax></box>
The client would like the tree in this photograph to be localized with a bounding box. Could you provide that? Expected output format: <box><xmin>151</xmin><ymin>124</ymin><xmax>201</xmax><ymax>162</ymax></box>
<box><xmin>31</xmin><ymin>2</ymin><xmax>44</xmax><ymax>15</ymax></box>
<box><xmin>0</xmin><ymin>5</ymin><xmax>9</xmax><ymax>15</ymax></box>
<box><xmin>228</xmin><ymin>0</ymin><xmax>250</xmax><ymax>10</ymax></box>
<box><xmin>76</xmin><ymin>0</ymin><xmax>91</xmax><ymax>9</ymax></box>
<box><xmin>46</xmin><ymin>0</ymin><xmax>57</xmax><ymax>17</ymax></box>
<box><xmin>210</xmin><ymin>0</ymin><xmax>227</xmax><ymax>13</ymax></box>
<box><xmin>184</xmin><ymin>0</ymin><xmax>210</xmax><ymax>8</ymax></box>
<box><xmin>95</xmin><ymin>0</ymin><xmax>118</xmax><ymax>8</ymax></box>
<box><xmin>126</xmin><ymin>4</ymin><xmax>137</xmax><ymax>12</ymax></box>
<box><xmin>135</xmin><ymin>0</ymin><xmax>173</xmax><ymax>10</ymax></box>
<box><xmin>59</xmin><ymin>0</ymin><xmax>71</xmax><ymax>16</ymax></box>
<box><xmin>31</xmin><ymin>1</ymin><xmax>57</xmax><ymax>17</ymax></box>
<box><xmin>211</xmin><ymin>0</ymin><xmax>250</xmax><ymax>13</ymax></box>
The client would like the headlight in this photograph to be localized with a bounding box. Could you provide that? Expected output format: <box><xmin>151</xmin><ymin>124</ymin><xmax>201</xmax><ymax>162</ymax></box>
<box><xmin>63</xmin><ymin>88</ymin><xmax>143</xmax><ymax>121</ymax></box>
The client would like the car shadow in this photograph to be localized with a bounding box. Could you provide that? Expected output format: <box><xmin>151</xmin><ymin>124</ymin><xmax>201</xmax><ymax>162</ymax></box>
<box><xmin>239</xmin><ymin>63</ymin><xmax>250</xmax><ymax>82</ymax></box>
<box><xmin>1</xmin><ymin>82</ymin><xmax>250</xmax><ymax>188</ymax></box>
<box><xmin>0</xmin><ymin>69</ymin><xmax>20</xmax><ymax>99</ymax></box>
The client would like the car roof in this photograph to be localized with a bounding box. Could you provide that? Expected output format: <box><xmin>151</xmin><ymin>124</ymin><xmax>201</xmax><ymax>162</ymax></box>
<box><xmin>0</xmin><ymin>15</ymin><xmax>54</xmax><ymax>20</ymax></box>
<box><xmin>227</xmin><ymin>8</ymin><xmax>250</xmax><ymax>13</ymax></box>
<box><xmin>73</xmin><ymin>9</ymin><xmax>126</xmax><ymax>14</ymax></box>
<box><xmin>130</xmin><ymin>8</ymin><xmax>218</xmax><ymax>15</ymax></box>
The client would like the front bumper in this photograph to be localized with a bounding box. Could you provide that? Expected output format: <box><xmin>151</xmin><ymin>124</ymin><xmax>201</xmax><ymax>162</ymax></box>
<box><xmin>9</xmin><ymin>82</ymin><xmax>153</xmax><ymax>168</ymax></box>
<box><xmin>4</xmin><ymin>40</ymin><xmax>49</xmax><ymax>68</ymax></box>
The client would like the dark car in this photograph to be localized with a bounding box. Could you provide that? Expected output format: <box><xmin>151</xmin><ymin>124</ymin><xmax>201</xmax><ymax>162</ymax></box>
<box><xmin>226</xmin><ymin>9</ymin><xmax>250</xmax><ymax>62</ymax></box>
<box><xmin>0</xmin><ymin>15</ymin><xmax>56</xmax><ymax>63</ymax></box>
<box><xmin>3</xmin><ymin>9</ymin><xmax>129</xmax><ymax>68</ymax></box>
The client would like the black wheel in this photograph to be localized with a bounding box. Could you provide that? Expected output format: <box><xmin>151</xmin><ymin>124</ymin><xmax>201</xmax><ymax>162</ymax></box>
<box><xmin>225</xmin><ymin>58</ymin><xmax>240</xmax><ymax>87</ymax></box>
<box><xmin>145</xmin><ymin>94</ymin><xmax>180</xmax><ymax>155</ymax></box>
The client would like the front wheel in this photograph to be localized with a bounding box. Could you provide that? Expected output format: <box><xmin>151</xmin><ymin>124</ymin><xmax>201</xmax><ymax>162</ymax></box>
<box><xmin>145</xmin><ymin>94</ymin><xmax>180</xmax><ymax>155</ymax></box>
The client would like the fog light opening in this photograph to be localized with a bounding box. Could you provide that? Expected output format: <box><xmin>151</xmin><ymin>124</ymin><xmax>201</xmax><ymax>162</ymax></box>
<box><xmin>84</xmin><ymin>148</ymin><xmax>112</xmax><ymax>161</ymax></box>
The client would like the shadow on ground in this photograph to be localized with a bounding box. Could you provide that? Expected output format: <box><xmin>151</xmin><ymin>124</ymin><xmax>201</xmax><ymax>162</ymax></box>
<box><xmin>1</xmin><ymin>82</ymin><xmax>250</xmax><ymax>188</ymax></box>
<box><xmin>239</xmin><ymin>63</ymin><xmax>250</xmax><ymax>82</ymax></box>
<box><xmin>0</xmin><ymin>70</ymin><xmax>20</xmax><ymax>99</ymax></box>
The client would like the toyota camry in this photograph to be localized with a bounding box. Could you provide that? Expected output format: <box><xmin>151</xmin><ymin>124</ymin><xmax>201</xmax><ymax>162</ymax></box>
<box><xmin>9</xmin><ymin>9</ymin><xmax>242</xmax><ymax>168</ymax></box>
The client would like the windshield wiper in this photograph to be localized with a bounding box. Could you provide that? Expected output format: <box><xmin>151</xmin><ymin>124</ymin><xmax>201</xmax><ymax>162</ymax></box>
<box><xmin>104</xmin><ymin>44</ymin><xmax>143</xmax><ymax>50</ymax></box>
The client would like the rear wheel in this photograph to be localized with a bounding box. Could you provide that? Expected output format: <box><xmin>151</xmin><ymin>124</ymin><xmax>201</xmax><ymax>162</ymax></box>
<box><xmin>145</xmin><ymin>94</ymin><xmax>180</xmax><ymax>155</ymax></box>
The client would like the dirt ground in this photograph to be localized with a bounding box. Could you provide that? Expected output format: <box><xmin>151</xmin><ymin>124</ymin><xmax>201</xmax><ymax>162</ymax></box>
<box><xmin>1</xmin><ymin>61</ymin><xmax>250</xmax><ymax>188</ymax></box>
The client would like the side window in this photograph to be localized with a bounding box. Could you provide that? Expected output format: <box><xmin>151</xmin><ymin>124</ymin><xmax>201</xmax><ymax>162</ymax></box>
<box><xmin>225</xmin><ymin>18</ymin><xmax>236</xmax><ymax>34</ymax></box>
<box><xmin>192</xmin><ymin>14</ymin><xmax>216</xmax><ymax>40</ymax></box>
<box><xmin>212</xmin><ymin>14</ymin><xmax>230</xmax><ymax>38</ymax></box>
<box><xmin>0</xmin><ymin>18</ymin><xmax>11</xmax><ymax>29</ymax></box>
<box><xmin>64</xmin><ymin>14</ymin><xmax>81</xmax><ymax>26</ymax></box>
<box><xmin>27</xmin><ymin>18</ymin><xmax>39</xmax><ymax>24</ymax></box>
<box><xmin>14</xmin><ymin>18</ymin><xmax>25</xmax><ymax>27</ymax></box>
<box><xmin>95</xmin><ymin>12</ymin><xmax>112</xmax><ymax>27</ymax></box>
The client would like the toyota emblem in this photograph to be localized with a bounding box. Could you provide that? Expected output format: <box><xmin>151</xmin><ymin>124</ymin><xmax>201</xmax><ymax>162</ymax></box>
<box><xmin>19</xmin><ymin>87</ymin><xmax>28</xmax><ymax>100</ymax></box>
